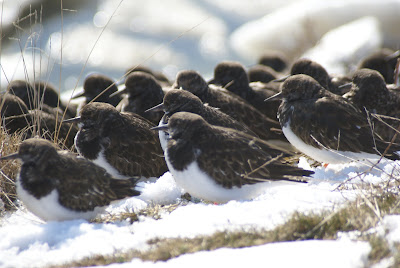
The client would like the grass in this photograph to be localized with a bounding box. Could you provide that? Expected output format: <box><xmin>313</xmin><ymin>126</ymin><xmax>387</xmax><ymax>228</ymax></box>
<box><xmin>2</xmin><ymin>2</ymin><xmax>400</xmax><ymax>268</ymax></box>
<box><xmin>91</xmin><ymin>202</ymin><xmax>182</xmax><ymax>224</ymax></box>
<box><xmin>54</xmin><ymin>185</ymin><xmax>400</xmax><ymax>267</ymax></box>
<box><xmin>0</xmin><ymin>128</ymin><xmax>22</xmax><ymax>211</ymax></box>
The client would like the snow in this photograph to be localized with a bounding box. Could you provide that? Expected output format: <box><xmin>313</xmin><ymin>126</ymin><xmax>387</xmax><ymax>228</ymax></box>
<box><xmin>302</xmin><ymin>16</ymin><xmax>382</xmax><ymax>75</ymax></box>
<box><xmin>230</xmin><ymin>0</ymin><xmax>400</xmax><ymax>60</ymax></box>
<box><xmin>0</xmin><ymin>159</ymin><xmax>396</xmax><ymax>267</ymax></box>
<box><xmin>108</xmin><ymin>238</ymin><xmax>370</xmax><ymax>268</ymax></box>
<box><xmin>377</xmin><ymin>215</ymin><xmax>400</xmax><ymax>244</ymax></box>
<box><xmin>2</xmin><ymin>0</ymin><xmax>400</xmax><ymax>267</ymax></box>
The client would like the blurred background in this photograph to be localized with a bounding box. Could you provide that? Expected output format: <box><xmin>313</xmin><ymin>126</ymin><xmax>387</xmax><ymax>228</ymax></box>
<box><xmin>1</xmin><ymin>0</ymin><xmax>400</xmax><ymax>94</ymax></box>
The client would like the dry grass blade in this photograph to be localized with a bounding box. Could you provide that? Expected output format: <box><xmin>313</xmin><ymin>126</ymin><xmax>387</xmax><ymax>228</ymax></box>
<box><xmin>0</xmin><ymin>129</ymin><xmax>22</xmax><ymax>211</ymax></box>
<box><xmin>242</xmin><ymin>153</ymin><xmax>283</xmax><ymax>181</ymax></box>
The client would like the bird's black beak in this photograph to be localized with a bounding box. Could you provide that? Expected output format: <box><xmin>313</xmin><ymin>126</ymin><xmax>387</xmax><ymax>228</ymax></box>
<box><xmin>272</xmin><ymin>75</ymin><xmax>290</xmax><ymax>83</ymax></box>
<box><xmin>386</xmin><ymin>50</ymin><xmax>400</xmax><ymax>61</ymax></box>
<box><xmin>207</xmin><ymin>78</ymin><xmax>216</xmax><ymax>84</ymax></box>
<box><xmin>63</xmin><ymin>116</ymin><xmax>81</xmax><ymax>124</ymax></box>
<box><xmin>0</xmin><ymin>152</ymin><xmax>20</xmax><ymax>161</ymax></box>
<box><xmin>145</xmin><ymin>103</ymin><xmax>165</xmax><ymax>113</ymax></box>
<box><xmin>71</xmin><ymin>91</ymin><xmax>85</xmax><ymax>99</ymax></box>
<box><xmin>109</xmin><ymin>88</ymin><xmax>126</xmax><ymax>98</ymax></box>
<box><xmin>151</xmin><ymin>124</ymin><xmax>169</xmax><ymax>131</ymax></box>
<box><xmin>264</xmin><ymin>91</ymin><xmax>282</xmax><ymax>102</ymax></box>
<box><xmin>338</xmin><ymin>82</ymin><xmax>352</xmax><ymax>89</ymax></box>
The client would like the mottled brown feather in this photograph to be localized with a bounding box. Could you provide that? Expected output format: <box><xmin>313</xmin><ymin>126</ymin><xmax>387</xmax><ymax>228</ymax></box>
<box><xmin>16</xmin><ymin>139</ymin><xmax>140</xmax><ymax>212</ymax></box>
<box><xmin>76</xmin><ymin>102</ymin><xmax>168</xmax><ymax>178</ymax></box>
<box><xmin>166</xmin><ymin>112</ymin><xmax>312</xmax><ymax>189</ymax></box>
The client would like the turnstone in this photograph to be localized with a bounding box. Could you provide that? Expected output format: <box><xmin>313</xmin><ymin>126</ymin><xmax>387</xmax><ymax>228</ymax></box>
<box><xmin>0</xmin><ymin>138</ymin><xmax>140</xmax><ymax>221</ymax></box>
<box><xmin>34</xmin><ymin>81</ymin><xmax>77</xmax><ymax>118</ymax></box>
<box><xmin>0</xmin><ymin>93</ymin><xmax>77</xmax><ymax>149</ymax></box>
<box><xmin>153</xmin><ymin>112</ymin><xmax>312</xmax><ymax>203</ymax></box>
<box><xmin>258</xmin><ymin>50</ymin><xmax>289</xmax><ymax>73</ymax></box>
<box><xmin>146</xmin><ymin>89</ymin><xmax>258</xmax><ymax>151</ymax></box>
<box><xmin>114</xmin><ymin>71</ymin><xmax>164</xmax><ymax>125</ymax></box>
<box><xmin>66</xmin><ymin>102</ymin><xmax>168</xmax><ymax>179</ymax></box>
<box><xmin>209</xmin><ymin>61</ymin><xmax>281</xmax><ymax>120</ymax></box>
<box><xmin>72</xmin><ymin>73</ymin><xmax>122</xmax><ymax>114</ymax></box>
<box><xmin>343</xmin><ymin>69</ymin><xmax>400</xmax><ymax>143</ymax></box>
<box><xmin>248</xmin><ymin>64</ymin><xmax>278</xmax><ymax>83</ymax></box>
<box><xmin>7</xmin><ymin>80</ymin><xmax>36</xmax><ymax>109</ymax></box>
<box><xmin>173</xmin><ymin>70</ymin><xmax>286</xmax><ymax>142</ymax></box>
<box><xmin>283</xmin><ymin>58</ymin><xmax>350</xmax><ymax>95</ymax></box>
<box><xmin>125</xmin><ymin>65</ymin><xmax>171</xmax><ymax>86</ymax></box>
<box><xmin>275</xmin><ymin>74</ymin><xmax>400</xmax><ymax>164</ymax></box>
<box><xmin>28</xmin><ymin>109</ymin><xmax>78</xmax><ymax>150</ymax></box>
<box><xmin>0</xmin><ymin>93</ymin><xmax>30</xmax><ymax>135</ymax></box>
<box><xmin>7</xmin><ymin>80</ymin><xmax>76</xmax><ymax>118</ymax></box>
<box><xmin>358</xmin><ymin>48</ymin><xmax>399</xmax><ymax>84</ymax></box>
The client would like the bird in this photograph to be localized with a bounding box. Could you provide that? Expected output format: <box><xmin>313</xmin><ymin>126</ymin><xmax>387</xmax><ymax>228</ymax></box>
<box><xmin>7</xmin><ymin>80</ymin><xmax>38</xmax><ymax>110</ymax></box>
<box><xmin>0</xmin><ymin>93</ymin><xmax>78</xmax><ymax>149</ymax></box>
<box><xmin>7</xmin><ymin>80</ymin><xmax>76</xmax><ymax>119</ymax></box>
<box><xmin>209</xmin><ymin>61</ymin><xmax>281</xmax><ymax>120</ymax></box>
<box><xmin>282</xmin><ymin>58</ymin><xmax>351</xmax><ymax>95</ymax></box>
<box><xmin>153</xmin><ymin>112</ymin><xmax>313</xmax><ymax>203</ymax></box>
<box><xmin>257</xmin><ymin>50</ymin><xmax>289</xmax><ymax>73</ymax></box>
<box><xmin>114</xmin><ymin>71</ymin><xmax>165</xmax><ymax>125</ymax></box>
<box><xmin>66</xmin><ymin>102</ymin><xmax>168</xmax><ymax>180</ymax></box>
<box><xmin>34</xmin><ymin>81</ymin><xmax>77</xmax><ymax>119</ymax></box>
<box><xmin>146</xmin><ymin>89</ymin><xmax>258</xmax><ymax>151</ymax></box>
<box><xmin>72</xmin><ymin>73</ymin><xmax>122</xmax><ymax>114</ymax></box>
<box><xmin>343</xmin><ymin>69</ymin><xmax>400</xmax><ymax>115</ymax></box>
<box><xmin>248</xmin><ymin>64</ymin><xmax>279</xmax><ymax>83</ymax></box>
<box><xmin>28</xmin><ymin>109</ymin><xmax>79</xmax><ymax>150</ymax></box>
<box><xmin>124</xmin><ymin>65</ymin><xmax>171</xmax><ymax>86</ymax></box>
<box><xmin>358</xmin><ymin>48</ymin><xmax>399</xmax><ymax>84</ymax></box>
<box><xmin>173</xmin><ymin>70</ymin><xmax>286</xmax><ymax>143</ymax></box>
<box><xmin>0</xmin><ymin>138</ymin><xmax>141</xmax><ymax>221</ymax></box>
<box><xmin>343</xmin><ymin>69</ymin><xmax>400</xmax><ymax>143</ymax></box>
<box><xmin>0</xmin><ymin>93</ymin><xmax>31</xmax><ymax>135</ymax></box>
<box><xmin>275</xmin><ymin>74</ymin><xmax>400</xmax><ymax>164</ymax></box>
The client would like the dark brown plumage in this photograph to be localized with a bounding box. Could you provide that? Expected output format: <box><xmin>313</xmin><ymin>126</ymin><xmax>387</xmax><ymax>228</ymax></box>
<box><xmin>289</xmin><ymin>59</ymin><xmax>350</xmax><ymax>95</ymax></box>
<box><xmin>0</xmin><ymin>93</ymin><xmax>30</xmax><ymax>134</ymax></box>
<box><xmin>248</xmin><ymin>64</ymin><xmax>279</xmax><ymax>83</ymax></box>
<box><xmin>343</xmin><ymin>69</ymin><xmax>400</xmax><ymax>143</ymax></box>
<box><xmin>278</xmin><ymin>74</ymin><xmax>400</xmax><ymax>163</ymax></box>
<box><xmin>0</xmin><ymin>138</ymin><xmax>140</xmax><ymax>221</ymax></box>
<box><xmin>6</xmin><ymin>80</ymin><xmax>36</xmax><ymax>109</ymax></box>
<box><xmin>358</xmin><ymin>49</ymin><xmax>399</xmax><ymax>84</ymax></box>
<box><xmin>160</xmin><ymin>89</ymin><xmax>257</xmax><ymax>136</ymax></box>
<box><xmin>74</xmin><ymin>102</ymin><xmax>168</xmax><ymax>179</ymax></box>
<box><xmin>173</xmin><ymin>70</ymin><xmax>286</xmax><ymax>143</ymax></box>
<box><xmin>258</xmin><ymin>50</ymin><xmax>289</xmax><ymax>73</ymax></box>
<box><xmin>7</xmin><ymin>80</ymin><xmax>76</xmax><ymax>118</ymax></box>
<box><xmin>34</xmin><ymin>81</ymin><xmax>77</xmax><ymax>118</ymax></box>
<box><xmin>28</xmin><ymin>109</ymin><xmax>78</xmax><ymax>149</ymax></box>
<box><xmin>209</xmin><ymin>61</ymin><xmax>281</xmax><ymax>120</ymax></box>
<box><xmin>125</xmin><ymin>65</ymin><xmax>171</xmax><ymax>86</ymax></box>
<box><xmin>73</xmin><ymin>74</ymin><xmax>122</xmax><ymax>112</ymax></box>
<box><xmin>116</xmin><ymin>72</ymin><xmax>164</xmax><ymax>125</ymax></box>
<box><xmin>160</xmin><ymin>112</ymin><xmax>311</xmax><ymax>202</ymax></box>
<box><xmin>0</xmin><ymin>93</ymin><xmax>77</xmax><ymax>149</ymax></box>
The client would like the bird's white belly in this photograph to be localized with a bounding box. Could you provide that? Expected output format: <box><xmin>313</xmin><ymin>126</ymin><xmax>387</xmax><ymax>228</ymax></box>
<box><xmin>282</xmin><ymin>124</ymin><xmax>381</xmax><ymax>164</ymax></box>
<box><xmin>16</xmin><ymin>178</ymin><xmax>104</xmax><ymax>221</ymax></box>
<box><xmin>165</xmin><ymin>152</ymin><xmax>271</xmax><ymax>203</ymax></box>
<box><xmin>91</xmin><ymin>150</ymin><xmax>130</xmax><ymax>179</ymax></box>
<box><xmin>158</xmin><ymin>117</ymin><xmax>169</xmax><ymax>152</ymax></box>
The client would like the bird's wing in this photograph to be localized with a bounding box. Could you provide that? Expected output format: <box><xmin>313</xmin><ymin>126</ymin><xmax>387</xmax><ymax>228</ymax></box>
<box><xmin>289</xmin><ymin>97</ymin><xmax>378</xmax><ymax>153</ymax></box>
<box><xmin>196</xmin><ymin>130</ymin><xmax>311</xmax><ymax>189</ymax></box>
<box><xmin>105</xmin><ymin>115</ymin><xmax>167</xmax><ymax>178</ymax></box>
<box><xmin>56</xmin><ymin>156</ymin><xmax>137</xmax><ymax>212</ymax></box>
